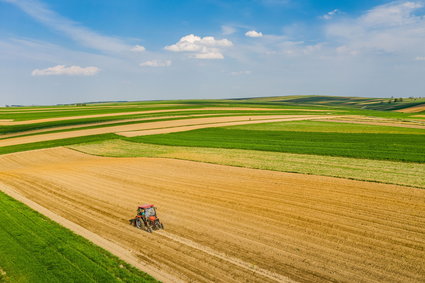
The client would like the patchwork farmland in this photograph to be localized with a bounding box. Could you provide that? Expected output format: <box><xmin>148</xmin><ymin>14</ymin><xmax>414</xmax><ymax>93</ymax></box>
<box><xmin>0</xmin><ymin>97</ymin><xmax>424</xmax><ymax>282</ymax></box>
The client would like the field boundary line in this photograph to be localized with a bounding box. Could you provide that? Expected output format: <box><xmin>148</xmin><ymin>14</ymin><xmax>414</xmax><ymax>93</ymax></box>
<box><xmin>0</xmin><ymin>183</ymin><xmax>181</xmax><ymax>283</ymax></box>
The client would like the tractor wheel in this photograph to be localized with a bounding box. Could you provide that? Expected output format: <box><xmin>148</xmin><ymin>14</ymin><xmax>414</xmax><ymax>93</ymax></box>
<box><xmin>159</xmin><ymin>222</ymin><xmax>164</xmax><ymax>229</ymax></box>
<box><xmin>135</xmin><ymin>218</ymin><xmax>143</xmax><ymax>229</ymax></box>
<box><xmin>146</xmin><ymin>226</ymin><xmax>152</xmax><ymax>233</ymax></box>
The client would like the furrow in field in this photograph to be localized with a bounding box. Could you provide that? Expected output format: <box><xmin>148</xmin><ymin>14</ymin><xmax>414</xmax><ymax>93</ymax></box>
<box><xmin>0</xmin><ymin>148</ymin><xmax>424</xmax><ymax>282</ymax></box>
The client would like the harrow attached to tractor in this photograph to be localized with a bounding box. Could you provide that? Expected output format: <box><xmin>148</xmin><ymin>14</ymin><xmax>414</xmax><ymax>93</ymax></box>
<box><xmin>129</xmin><ymin>204</ymin><xmax>164</xmax><ymax>233</ymax></box>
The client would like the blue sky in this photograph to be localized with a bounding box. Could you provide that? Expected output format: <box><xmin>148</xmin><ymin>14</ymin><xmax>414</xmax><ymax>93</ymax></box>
<box><xmin>0</xmin><ymin>0</ymin><xmax>424</xmax><ymax>105</ymax></box>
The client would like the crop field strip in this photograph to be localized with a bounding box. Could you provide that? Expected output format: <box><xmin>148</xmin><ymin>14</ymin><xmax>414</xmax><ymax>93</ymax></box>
<box><xmin>0</xmin><ymin>191</ymin><xmax>157</xmax><ymax>282</ymax></box>
<box><xmin>0</xmin><ymin>107</ymin><xmax>290</xmax><ymax>125</ymax></box>
<box><xmin>69</xmin><ymin>139</ymin><xmax>425</xmax><ymax>188</ymax></box>
<box><xmin>0</xmin><ymin>113</ymin><xmax>227</xmax><ymax>139</ymax></box>
<box><xmin>0</xmin><ymin>115</ymin><xmax>338</xmax><ymax>147</ymax></box>
<box><xmin>0</xmin><ymin>108</ymin><xmax>327</xmax><ymax>135</ymax></box>
<box><xmin>0</xmin><ymin>109</ymin><xmax>325</xmax><ymax>137</ymax></box>
<box><xmin>0</xmin><ymin>147</ymin><xmax>423</xmax><ymax>282</ymax></box>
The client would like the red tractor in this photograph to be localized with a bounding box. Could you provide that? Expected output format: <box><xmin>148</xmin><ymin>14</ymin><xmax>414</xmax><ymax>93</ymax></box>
<box><xmin>129</xmin><ymin>204</ymin><xmax>164</xmax><ymax>233</ymax></box>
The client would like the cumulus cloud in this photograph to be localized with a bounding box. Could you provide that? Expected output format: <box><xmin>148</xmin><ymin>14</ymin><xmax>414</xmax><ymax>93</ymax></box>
<box><xmin>164</xmin><ymin>34</ymin><xmax>232</xmax><ymax>59</ymax></box>
<box><xmin>131</xmin><ymin>45</ymin><xmax>146</xmax><ymax>52</ymax></box>
<box><xmin>140</xmin><ymin>60</ymin><xmax>172</xmax><ymax>67</ymax></box>
<box><xmin>321</xmin><ymin>9</ymin><xmax>340</xmax><ymax>20</ymax></box>
<box><xmin>245</xmin><ymin>30</ymin><xmax>263</xmax><ymax>38</ymax></box>
<box><xmin>31</xmin><ymin>65</ymin><xmax>100</xmax><ymax>76</ymax></box>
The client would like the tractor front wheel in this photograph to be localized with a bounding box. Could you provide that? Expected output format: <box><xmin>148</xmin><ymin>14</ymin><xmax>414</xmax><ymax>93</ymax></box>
<box><xmin>135</xmin><ymin>218</ymin><xmax>143</xmax><ymax>229</ymax></box>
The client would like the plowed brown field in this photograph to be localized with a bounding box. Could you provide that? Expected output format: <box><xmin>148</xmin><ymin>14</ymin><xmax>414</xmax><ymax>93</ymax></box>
<box><xmin>0</xmin><ymin>148</ymin><xmax>424</xmax><ymax>282</ymax></box>
<box><xmin>396</xmin><ymin>104</ymin><xmax>425</xmax><ymax>113</ymax></box>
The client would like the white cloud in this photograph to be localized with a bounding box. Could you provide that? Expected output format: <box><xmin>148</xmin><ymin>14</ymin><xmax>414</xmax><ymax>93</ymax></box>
<box><xmin>4</xmin><ymin>0</ymin><xmax>130</xmax><ymax>53</ymax></box>
<box><xmin>164</xmin><ymin>34</ymin><xmax>233</xmax><ymax>59</ymax></box>
<box><xmin>326</xmin><ymin>1</ymin><xmax>425</xmax><ymax>55</ymax></box>
<box><xmin>361</xmin><ymin>1</ymin><xmax>423</xmax><ymax>27</ymax></box>
<box><xmin>221</xmin><ymin>25</ymin><xmax>237</xmax><ymax>35</ymax></box>
<box><xmin>245</xmin><ymin>30</ymin><xmax>263</xmax><ymax>38</ymax></box>
<box><xmin>416</xmin><ymin>56</ymin><xmax>425</xmax><ymax>61</ymax></box>
<box><xmin>321</xmin><ymin>9</ymin><xmax>340</xmax><ymax>20</ymax></box>
<box><xmin>194</xmin><ymin>52</ymin><xmax>224</xmax><ymax>59</ymax></box>
<box><xmin>140</xmin><ymin>60</ymin><xmax>172</xmax><ymax>67</ymax></box>
<box><xmin>131</xmin><ymin>45</ymin><xmax>146</xmax><ymax>52</ymax></box>
<box><xmin>336</xmin><ymin>45</ymin><xmax>359</xmax><ymax>56</ymax></box>
<box><xmin>31</xmin><ymin>65</ymin><xmax>100</xmax><ymax>76</ymax></box>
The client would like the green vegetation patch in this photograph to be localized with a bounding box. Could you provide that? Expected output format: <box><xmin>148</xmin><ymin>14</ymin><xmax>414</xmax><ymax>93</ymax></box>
<box><xmin>69</xmin><ymin>140</ymin><xmax>425</xmax><ymax>188</ymax></box>
<box><xmin>0</xmin><ymin>191</ymin><xmax>157</xmax><ymax>282</ymax></box>
<box><xmin>127</xmin><ymin>128</ymin><xmax>425</xmax><ymax>163</ymax></box>
<box><xmin>227</xmin><ymin>120</ymin><xmax>425</xmax><ymax>134</ymax></box>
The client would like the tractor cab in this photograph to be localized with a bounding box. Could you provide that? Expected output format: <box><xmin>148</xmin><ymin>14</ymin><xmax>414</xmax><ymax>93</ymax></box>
<box><xmin>138</xmin><ymin>204</ymin><xmax>157</xmax><ymax>220</ymax></box>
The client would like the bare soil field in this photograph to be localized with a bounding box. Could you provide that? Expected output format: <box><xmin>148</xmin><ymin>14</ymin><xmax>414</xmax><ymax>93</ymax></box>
<box><xmin>396</xmin><ymin>104</ymin><xmax>425</xmax><ymax>113</ymax></box>
<box><xmin>0</xmin><ymin>147</ymin><xmax>424</xmax><ymax>282</ymax></box>
<box><xmin>0</xmin><ymin>115</ymin><xmax>334</xmax><ymax>147</ymax></box>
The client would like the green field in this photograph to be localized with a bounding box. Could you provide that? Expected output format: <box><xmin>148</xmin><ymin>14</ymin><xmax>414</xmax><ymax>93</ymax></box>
<box><xmin>128</xmin><ymin>127</ymin><xmax>425</xmax><ymax>163</ymax></box>
<box><xmin>0</xmin><ymin>192</ymin><xmax>156</xmax><ymax>283</ymax></box>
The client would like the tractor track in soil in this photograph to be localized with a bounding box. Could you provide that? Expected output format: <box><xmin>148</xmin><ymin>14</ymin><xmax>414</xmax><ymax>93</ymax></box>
<box><xmin>0</xmin><ymin>147</ymin><xmax>424</xmax><ymax>282</ymax></box>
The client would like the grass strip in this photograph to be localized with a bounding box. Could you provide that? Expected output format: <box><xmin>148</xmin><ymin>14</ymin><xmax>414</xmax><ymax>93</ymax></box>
<box><xmin>68</xmin><ymin>140</ymin><xmax>425</xmax><ymax>189</ymax></box>
<box><xmin>0</xmin><ymin>191</ymin><xmax>157</xmax><ymax>282</ymax></box>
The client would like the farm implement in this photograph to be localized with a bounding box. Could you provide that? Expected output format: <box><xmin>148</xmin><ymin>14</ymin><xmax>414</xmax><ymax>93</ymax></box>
<box><xmin>129</xmin><ymin>204</ymin><xmax>164</xmax><ymax>233</ymax></box>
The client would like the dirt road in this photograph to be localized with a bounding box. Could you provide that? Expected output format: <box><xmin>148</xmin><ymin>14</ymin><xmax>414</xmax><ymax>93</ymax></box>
<box><xmin>0</xmin><ymin>148</ymin><xmax>423</xmax><ymax>282</ymax></box>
